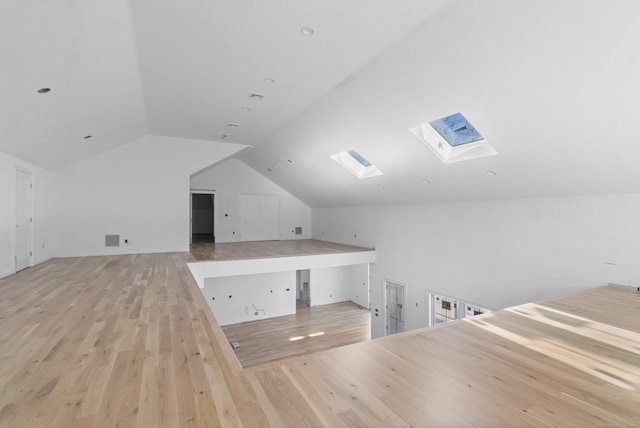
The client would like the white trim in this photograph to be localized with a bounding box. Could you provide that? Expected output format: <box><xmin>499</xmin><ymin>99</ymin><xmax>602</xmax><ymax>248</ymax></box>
<box><xmin>188</xmin><ymin>250</ymin><xmax>376</xmax><ymax>289</ymax></box>
<box><xmin>14</xmin><ymin>166</ymin><xmax>33</xmax><ymax>273</ymax></box>
<box><xmin>54</xmin><ymin>248</ymin><xmax>189</xmax><ymax>258</ymax></box>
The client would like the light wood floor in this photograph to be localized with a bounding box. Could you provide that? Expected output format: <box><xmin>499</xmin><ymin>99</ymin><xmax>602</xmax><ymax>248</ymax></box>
<box><xmin>189</xmin><ymin>238</ymin><xmax>372</xmax><ymax>261</ymax></box>
<box><xmin>1</xmin><ymin>246</ymin><xmax>640</xmax><ymax>426</ymax></box>
<box><xmin>222</xmin><ymin>301</ymin><xmax>370</xmax><ymax>369</ymax></box>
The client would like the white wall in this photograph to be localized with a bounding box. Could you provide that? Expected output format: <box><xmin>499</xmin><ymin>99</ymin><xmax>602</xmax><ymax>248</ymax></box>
<box><xmin>202</xmin><ymin>271</ymin><xmax>296</xmax><ymax>326</ymax></box>
<box><xmin>309</xmin><ymin>265</ymin><xmax>352</xmax><ymax>306</ymax></box>
<box><xmin>0</xmin><ymin>151</ymin><xmax>54</xmax><ymax>278</ymax></box>
<box><xmin>190</xmin><ymin>158</ymin><xmax>311</xmax><ymax>242</ymax></box>
<box><xmin>309</xmin><ymin>264</ymin><xmax>369</xmax><ymax>307</ymax></box>
<box><xmin>350</xmin><ymin>264</ymin><xmax>369</xmax><ymax>308</ymax></box>
<box><xmin>313</xmin><ymin>193</ymin><xmax>640</xmax><ymax>338</ymax></box>
<box><xmin>53</xmin><ymin>135</ymin><xmax>247</xmax><ymax>256</ymax></box>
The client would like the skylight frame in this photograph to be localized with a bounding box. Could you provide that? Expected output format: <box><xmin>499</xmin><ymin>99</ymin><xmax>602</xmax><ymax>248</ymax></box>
<box><xmin>410</xmin><ymin>112</ymin><xmax>497</xmax><ymax>164</ymax></box>
<box><xmin>330</xmin><ymin>148</ymin><xmax>383</xmax><ymax>179</ymax></box>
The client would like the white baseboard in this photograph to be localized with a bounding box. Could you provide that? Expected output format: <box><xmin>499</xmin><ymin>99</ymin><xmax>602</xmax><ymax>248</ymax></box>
<box><xmin>54</xmin><ymin>247</ymin><xmax>189</xmax><ymax>258</ymax></box>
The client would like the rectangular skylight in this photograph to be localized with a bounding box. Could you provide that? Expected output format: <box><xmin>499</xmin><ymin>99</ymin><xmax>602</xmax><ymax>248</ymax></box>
<box><xmin>410</xmin><ymin>112</ymin><xmax>497</xmax><ymax>164</ymax></box>
<box><xmin>330</xmin><ymin>149</ymin><xmax>383</xmax><ymax>179</ymax></box>
<box><xmin>429</xmin><ymin>112</ymin><xmax>484</xmax><ymax>147</ymax></box>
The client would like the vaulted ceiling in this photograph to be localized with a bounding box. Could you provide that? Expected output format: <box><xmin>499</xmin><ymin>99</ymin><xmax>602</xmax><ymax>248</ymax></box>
<box><xmin>3</xmin><ymin>0</ymin><xmax>640</xmax><ymax>207</ymax></box>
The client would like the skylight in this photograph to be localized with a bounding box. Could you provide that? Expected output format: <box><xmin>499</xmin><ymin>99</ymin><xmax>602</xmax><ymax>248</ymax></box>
<box><xmin>410</xmin><ymin>112</ymin><xmax>497</xmax><ymax>164</ymax></box>
<box><xmin>330</xmin><ymin>149</ymin><xmax>383</xmax><ymax>179</ymax></box>
<box><xmin>429</xmin><ymin>112</ymin><xmax>484</xmax><ymax>147</ymax></box>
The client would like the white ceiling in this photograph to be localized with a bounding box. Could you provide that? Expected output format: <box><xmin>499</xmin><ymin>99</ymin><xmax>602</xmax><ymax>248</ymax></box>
<box><xmin>3</xmin><ymin>0</ymin><xmax>640</xmax><ymax>207</ymax></box>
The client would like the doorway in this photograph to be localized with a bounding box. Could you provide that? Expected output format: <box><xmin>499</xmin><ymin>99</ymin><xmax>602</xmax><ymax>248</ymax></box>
<box><xmin>191</xmin><ymin>192</ymin><xmax>214</xmax><ymax>244</ymax></box>
<box><xmin>385</xmin><ymin>279</ymin><xmax>406</xmax><ymax>335</ymax></box>
<box><xmin>15</xmin><ymin>168</ymin><xmax>32</xmax><ymax>272</ymax></box>
<box><xmin>296</xmin><ymin>269</ymin><xmax>310</xmax><ymax>308</ymax></box>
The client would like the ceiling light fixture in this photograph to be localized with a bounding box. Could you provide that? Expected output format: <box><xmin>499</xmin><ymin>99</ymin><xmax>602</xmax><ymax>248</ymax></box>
<box><xmin>227</xmin><ymin>123</ymin><xmax>239</xmax><ymax>128</ymax></box>
<box><xmin>486</xmin><ymin>170</ymin><xmax>497</xmax><ymax>176</ymax></box>
<box><xmin>423</xmin><ymin>179</ymin><xmax>431</xmax><ymax>184</ymax></box>
<box><xmin>264</xmin><ymin>78</ymin><xmax>275</xmax><ymax>84</ymax></box>
<box><xmin>221</xmin><ymin>134</ymin><xmax>228</xmax><ymax>139</ymax></box>
<box><xmin>301</xmin><ymin>27</ymin><xmax>315</xmax><ymax>36</ymax></box>
<box><xmin>242</xmin><ymin>107</ymin><xmax>251</xmax><ymax>111</ymax></box>
<box><xmin>378</xmin><ymin>185</ymin><xmax>385</xmax><ymax>190</ymax></box>
<box><xmin>37</xmin><ymin>88</ymin><xmax>51</xmax><ymax>94</ymax></box>
<box><xmin>83</xmin><ymin>135</ymin><xmax>92</xmax><ymax>140</ymax></box>
<box><xmin>248</xmin><ymin>93</ymin><xmax>264</xmax><ymax>101</ymax></box>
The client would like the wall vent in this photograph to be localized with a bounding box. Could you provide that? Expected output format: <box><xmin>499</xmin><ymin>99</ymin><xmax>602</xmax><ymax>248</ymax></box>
<box><xmin>295</xmin><ymin>227</ymin><xmax>302</xmax><ymax>235</ymax></box>
<box><xmin>105</xmin><ymin>235</ymin><xmax>120</xmax><ymax>247</ymax></box>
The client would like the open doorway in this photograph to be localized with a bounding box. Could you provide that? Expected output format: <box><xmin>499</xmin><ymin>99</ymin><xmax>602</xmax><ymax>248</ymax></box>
<box><xmin>296</xmin><ymin>269</ymin><xmax>310</xmax><ymax>308</ymax></box>
<box><xmin>191</xmin><ymin>192</ymin><xmax>214</xmax><ymax>244</ymax></box>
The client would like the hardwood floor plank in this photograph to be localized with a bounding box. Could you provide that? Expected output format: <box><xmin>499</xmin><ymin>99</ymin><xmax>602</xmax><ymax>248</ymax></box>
<box><xmin>222</xmin><ymin>302</ymin><xmax>370</xmax><ymax>368</ymax></box>
<box><xmin>0</xmin><ymin>242</ymin><xmax>639</xmax><ymax>427</ymax></box>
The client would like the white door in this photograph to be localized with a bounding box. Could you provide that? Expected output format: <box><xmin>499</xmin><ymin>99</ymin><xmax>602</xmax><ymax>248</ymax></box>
<box><xmin>260</xmin><ymin>196</ymin><xmax>280</xmax><ymax>240</ymax></box>
<box><xmin>239</xmin><ymin>196</ymin><xmax>261</xmax><ymax>241</ymax></box>
<box><xmin>15</xmin><ymin>169</ymin><xmax>32</xmax><ymax>272</ymax></box>
<box><xmin>385</xmin><ymin>280</ymin><xmax>405</xmax><ymax>335</ymax></box>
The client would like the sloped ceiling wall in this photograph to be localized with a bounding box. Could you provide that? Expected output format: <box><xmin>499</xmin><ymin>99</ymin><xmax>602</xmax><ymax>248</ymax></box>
<box><xmin>2</xmin><ymin>0</ymin><xmax>640</xmax><ymax>207</ymax></box>
<box><xmin>240</xmin><ymin>0</ymin><xmax>640</xmax><ymax>207</ymax></box>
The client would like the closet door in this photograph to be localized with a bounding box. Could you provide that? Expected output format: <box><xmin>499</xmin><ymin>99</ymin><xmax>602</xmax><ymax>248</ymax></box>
<box><xmin>239</xmin><ymin>195</ymin><xmax>280</xmax><ymax>242</ymax></box>
<box><xmin>260</xmin><ymin>196</ymin><xmax>280</xmax><ymax>240</ymax></box>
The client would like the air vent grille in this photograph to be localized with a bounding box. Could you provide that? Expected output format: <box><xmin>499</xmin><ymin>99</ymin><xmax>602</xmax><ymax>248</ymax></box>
<box><xmin>105</xmin><ymin>235</ymin><xmax>120</xmax><ymax>247</ymax></box>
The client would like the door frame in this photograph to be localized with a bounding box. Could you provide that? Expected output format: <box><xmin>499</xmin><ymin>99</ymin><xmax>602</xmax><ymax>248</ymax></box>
<box><xmin>189</xmin><ymin>190</ymin><xmax>215</xmax><ymax>244</ymax></box>
<box><xmin>14</xmin><ymin>167</ymin><xmax>33</xmax><ymax>273</ymax></box>
<box><xmin>383</xmin><ymin>278</ymin><xmax>407</xmax><ymax>336</ymax></box>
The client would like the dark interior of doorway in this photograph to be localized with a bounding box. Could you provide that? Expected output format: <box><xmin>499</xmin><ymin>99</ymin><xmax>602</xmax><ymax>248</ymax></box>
<box><xmin>192</xmin><ymin>193</ymin><xmax>214</xmax><ymax>243</ymax></box>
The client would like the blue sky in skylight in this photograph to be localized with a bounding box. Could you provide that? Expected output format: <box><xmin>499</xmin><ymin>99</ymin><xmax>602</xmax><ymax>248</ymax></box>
<box><xmin>346</xmin><ymin>149</ymin><xmax>372</xmax><ymax>167</ymax></box>
<box><xmin>429</xmin><ymin>112</ymin><xmax>484</xmax><ymax>147</ymax></box>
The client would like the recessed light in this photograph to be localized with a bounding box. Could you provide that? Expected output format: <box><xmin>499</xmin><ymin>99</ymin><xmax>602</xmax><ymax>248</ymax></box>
<box><xmin>264</xmin><ymin>78</ymin><xmax>275</xmax><ymax>84</ymax></box>
<box><xmin>301</xmin><ymin>27</ymin><xmax>315</xmax><ymax>36</ymax></box>
<box><xmin>378</xmin><ymin>185</ymin><xmax>385</xmax><ymax>190</ymax></box>
<box><xmin>248</xmin><ymin>93</ymin><xmax>264</xmax><ymax>101</ymax></box>
<box><xmin>242</xmin><ymin>107</ymin><xmax>251</xmax><ymax>112</ymax></box>
<box><xmin>83</xmin><ymin>135</ymin><xmax>92</xmax><ymax>140</ymax></box>
<box><xmin>227</xmin><ymin>123</ymin><xmax>239</xmax><ymax>128</ymax></box>
<box><xmin>422</xmin><ymin>179</ymin><xmax>431</xmax><ymax>184</ymax></box>
<box><xmin>486</xmin><ymin>170</ymin><xmax>497</xmax><ymax>176</ymax></box>
<box><xmin>37</xmin><ymin>88</ymin><xmax>51</xmax><ymax>94</ymax></box>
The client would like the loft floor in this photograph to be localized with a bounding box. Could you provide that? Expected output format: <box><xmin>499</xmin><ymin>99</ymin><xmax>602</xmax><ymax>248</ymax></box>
<box><xmin>192</xmin><ymin>239</ymin><xmax>373</xmax><ymax>369</ymax></box>
<box><xmin>1</xmin><ymin>249</ymin><xmax>639</xmax><ymax>426</ymax></box>
<box><xmin>188</xmin><ymin>238</ymin><xmax>372</xmax><ymax>261</ymax></box>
